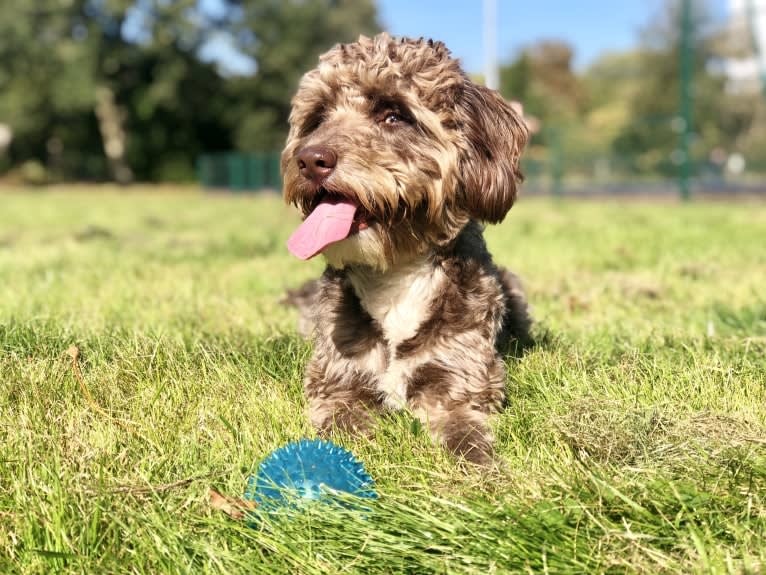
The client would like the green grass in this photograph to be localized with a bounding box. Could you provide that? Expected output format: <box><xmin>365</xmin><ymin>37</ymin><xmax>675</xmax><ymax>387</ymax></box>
<box><xmin>1</xmin><ymin>186</ymin><xmax>765</xmax><ymax>574</ymax></box>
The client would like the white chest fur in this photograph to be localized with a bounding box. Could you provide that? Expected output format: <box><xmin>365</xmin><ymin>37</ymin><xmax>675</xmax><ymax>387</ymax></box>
<box><xmin>348</xmin><ymin>259</ymin><xmax>445</xmax><ymax>409</ymax></box>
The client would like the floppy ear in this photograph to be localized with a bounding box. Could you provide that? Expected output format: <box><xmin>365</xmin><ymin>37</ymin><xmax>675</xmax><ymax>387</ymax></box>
<box><xmin>456</xmin><ymin>82</ymin><xmax>529</xmax><ymax>223</ymax></box>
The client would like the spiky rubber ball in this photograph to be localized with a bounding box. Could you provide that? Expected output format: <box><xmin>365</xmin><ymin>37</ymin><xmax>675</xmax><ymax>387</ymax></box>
<box><xmin>244</xmin><ymin>439</ymin><xmax>376</xmax><ymax>509</ymax></box>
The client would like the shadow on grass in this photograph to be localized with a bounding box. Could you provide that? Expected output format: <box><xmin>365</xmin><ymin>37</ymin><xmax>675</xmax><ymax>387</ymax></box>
<box><xmin>501</xmin><ymin>322</ymin><xmax>558</xmax><ymax>361</ymax></box>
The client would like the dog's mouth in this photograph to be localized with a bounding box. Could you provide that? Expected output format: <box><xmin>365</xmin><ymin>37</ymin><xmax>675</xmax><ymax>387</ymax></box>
<box><xmin>310</xmin><ymin>189</ymin><xmax>373</xmax><ymax>231</ymax></box>
<box><xmin>287</xmin><ymin>188</ymin><xmax>373</xmax><ymax>260</ymax></box>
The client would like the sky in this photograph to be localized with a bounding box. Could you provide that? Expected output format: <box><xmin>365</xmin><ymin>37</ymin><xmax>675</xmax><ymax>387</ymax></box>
<box><xmin>378</xmin><ymin>0</ymin><xmax>730</xmax><ymax>72</ymax></box>
<box><xmin>380</xmin><ymin>0</ymin><xmax>663</xmax><ymax>72</ymax></box>
<box><xmin>198</xmin><ymin>0</ymin><xmax>755</xmax><ymax>76</ymax></box>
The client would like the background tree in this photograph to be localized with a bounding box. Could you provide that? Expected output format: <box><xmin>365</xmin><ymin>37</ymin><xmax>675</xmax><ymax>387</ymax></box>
<box><xmin>500</xmin><ymin>40</ymin><xmax>586</xmax><ymax>128</ymax></box>
<box><xmin>499</xmin><ymin>40</ymin><xmax>588</xmax><ymax>176</ymax></box>
<box><xmin>611</xmin><ymin>0</ymin><xmax>728</xmax><ymax>175</ymax></box>
<box><xmin>226</xmin><ymin>0</ymin><xmax>380</xmax><ymax>151</ymax></box>
<box><xmin>499</xmin><ymin>0</ymin><xmax>765</xmax><ymax>181</ymax></box>
<box><xmin>0</xmin><ymin>0</ymin><xmax>235</xmax><ymax>182</ymax></box>
<box><xmin>1</xmin><ymin>0</ymin><xmax>762</xmax><ymax>184</ymax></box>
<box><xmin>0</xmin><ymin>0</ymin><xmax>379</xmax><ymax>182</ymax></box>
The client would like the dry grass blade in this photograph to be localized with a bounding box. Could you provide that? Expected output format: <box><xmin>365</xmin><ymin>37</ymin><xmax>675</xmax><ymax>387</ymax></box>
<box><xmin>66</xmin><ymin>344</ymin><xmax>139</xmax><ymax>430</ymax></box>
<box><xmin>208</xmin><ymin>488</ymin><xmax>257</xmax><ymax>520</ymax></box>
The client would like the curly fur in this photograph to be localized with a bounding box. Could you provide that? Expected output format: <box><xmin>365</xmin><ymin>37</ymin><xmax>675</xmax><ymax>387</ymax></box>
<box><xmin>283</xmin><ymin>33</ymin><xmax>531</xmax><ymax>464</ymax></box>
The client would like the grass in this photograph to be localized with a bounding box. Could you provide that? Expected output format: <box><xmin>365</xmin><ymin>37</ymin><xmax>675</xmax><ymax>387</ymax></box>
<box><xmin>1</xmin><ymin>186</ymin><xmax>765</xmax><ymax>574</ymax></box>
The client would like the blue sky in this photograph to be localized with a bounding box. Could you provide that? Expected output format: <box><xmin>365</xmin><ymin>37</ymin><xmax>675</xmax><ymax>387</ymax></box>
<box><xmin>379</xmin><ymin>0</ymin><xmax>728</xmax><ymax>72</ymax></box>
<box><xmin>199</xmin><ymin>0</ymin><xmax>731</xmax><ymax>75</ymax></box>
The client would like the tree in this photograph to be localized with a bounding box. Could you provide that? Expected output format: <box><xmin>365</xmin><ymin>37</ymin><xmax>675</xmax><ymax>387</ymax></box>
<box><xmin>576</xmin><ymin>51</ymin><xmax>643</xmax><ymax>163</ymax></box>
<box><xmin>0</xmin><ymin>0</ymin><xmax>234</xmax><ymax>182</ymax></box>
<box><xmin>0</xmin><ymin>0</ymin><xmax>381</xmax><ymax>181</ymax></box>
<box><xmin>500</xmin><ymin>40</ymin><xmax>586</xmax><ymax>127</ymax></box>
<box><xmin>225</xmin><ymin>0</ymin><xmax>380</xmax><ymax>151</ymax></box>
<box><xmin>611</xmin><ymin>0</ymin><xmax>729</xmax><ymax>175</ymax></box>
<box><xmin>0</xmin><ymin>0</ymin><xmax>101</xmax><ymax>179</ymax></box>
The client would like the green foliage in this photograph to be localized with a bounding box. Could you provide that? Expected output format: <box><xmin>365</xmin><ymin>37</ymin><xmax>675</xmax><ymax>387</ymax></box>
<box><xmin>1</xmin><ymin>188</ymin><xmax>765</xmax><ymax>573</ymax></box>
<box><xmin>228</xmin><ymin>0</ymin><xmax>380</xmax><ymax>150</ymax></box>
<box><xmin>610</xmin><ymin>0</ymin><xmax>725</xmax><ymax>175</ymax></box>
<box><xmin>2</xmin><ymin>0</ymin><xmax>764</xmax><ymax>184</ymax></box>
<box><xmin>0</xmin><ymin>0</ymin><xmax>234</xmax><ymax>181</ymax></box>
<box><xmin>500</xmin><ymin>0</ymin><xmax>766</xmax><ymax>182</ymax></box>
<box><xmin>501</xmin><ymin>41</ymin><xmax>586</xmax><ymax>129</ymax></box>
<box><xmin>0</xmin><ymin>0</ymin><xmax>379</xmax><ymax>181</ymax></box>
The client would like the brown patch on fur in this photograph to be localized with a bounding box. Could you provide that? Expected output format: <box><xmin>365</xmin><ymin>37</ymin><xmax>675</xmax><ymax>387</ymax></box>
<box><xmin>304</xmin><ymin>359</ymin><xmax>384</xmax><ymax>436</ymax></box>
<box><xmin>281</xmin><ymin>278</ymin><xmax>321</xmax><ymax>337</ymax></box>
<box><xmin>441</xmin><ymin>411</ymin><xmax>495</xmax><ymax>466</ymax></box>
<box><xmin>394</xmin><ymin>258</ymin><xmax>489</xmax><ymax>358</ymax></box>
<box><xmin>283</xmin><ymin>33</ymin><xmax>532</xmax><ymax>464</ymax></box>
<box><xmin>320</xmin><ymin>269</ymin><xmax>385</xmax><ymax>358</ymax></box>
<box><xmin>496</xmin><ymin>268</ymin><xmax>533</xmax><ymax>352</ymax></box>
<box><xmin>407</xmin><ymin>361</ymin><xmax>454</xmax><ymax>402</ymax></box>
<box><xmin>282</xmin><ymin>279</ymin><xmax>320</xmax><ymax>308</ymax></box>
<box><xmin>407</xmin><ymin>363</ymin><xmax>498</xmax><ymax>465</ymax></box>
<box><xmin>396</xmin><ymin>222</ymin><xmax>527</xmax><ymax>359</ymax></box>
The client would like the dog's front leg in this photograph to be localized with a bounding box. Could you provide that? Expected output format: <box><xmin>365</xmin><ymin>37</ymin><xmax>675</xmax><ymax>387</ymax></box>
<box><xmin>406</xmin><ymin>357</ymin><xmax>506</xmax><ymax>466</ymax></box>
<box><xmin>304</xmin><ymin>352</ymin><xmax>384</xmax><ymax>437</ymax></box>
<box><xmin>414</xmin><ymin>401</ymin><xmax>495</xmax><ymax>465</ymax></box>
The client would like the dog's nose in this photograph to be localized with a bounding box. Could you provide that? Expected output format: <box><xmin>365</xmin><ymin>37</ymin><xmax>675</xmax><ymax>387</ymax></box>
<box><xmin>296</xmin><ymin>146</ymin><xmax>337</xmax><ymax>184</ymax></box>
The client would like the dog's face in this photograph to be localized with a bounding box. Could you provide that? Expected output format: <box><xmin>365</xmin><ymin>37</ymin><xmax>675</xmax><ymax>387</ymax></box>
<box><xmin>282</xmin><ymin>33</ymin><xmax>528</xmax><ymax>270</ymax></box>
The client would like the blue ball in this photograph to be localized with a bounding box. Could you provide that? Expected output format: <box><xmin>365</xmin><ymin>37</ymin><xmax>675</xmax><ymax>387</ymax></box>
<box><xmin>245</xmin><ymin>439</ymin><xmax>376</xmax><ymax>509</ymax></box>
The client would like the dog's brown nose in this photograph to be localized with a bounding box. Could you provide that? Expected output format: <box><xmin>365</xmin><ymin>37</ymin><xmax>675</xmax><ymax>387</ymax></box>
<box><xmin>296</xmin><ymin>146</ymin><xmax>337</xmax><ymax>184</ymax></box>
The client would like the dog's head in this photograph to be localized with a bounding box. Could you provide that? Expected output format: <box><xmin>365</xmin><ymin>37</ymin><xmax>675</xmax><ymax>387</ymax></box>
<box><xmin>282</xmin><ymin>33</ymin><xmax>528</xmax><ymax>270</ymax></box>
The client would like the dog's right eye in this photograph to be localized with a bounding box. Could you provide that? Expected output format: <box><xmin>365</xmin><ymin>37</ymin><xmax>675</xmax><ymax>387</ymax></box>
<box><xmin>370</xmin><ymin>97</ymin><xmax>414</xmax><ymax>127</ymax></box>
<box><xmin>377</xmin><ymin>109</ymin><xmax>413</xmax><ymax>127</ymax></box>
<box><xmin>383</xmin><ymin>113</ymin><xmax>402</xmax><ymax>125</ymax></box>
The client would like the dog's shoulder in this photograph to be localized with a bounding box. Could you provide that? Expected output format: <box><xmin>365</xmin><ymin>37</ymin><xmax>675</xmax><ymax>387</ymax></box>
<box><xmin>433</xmin><ymin>220</ymin><xmax>532</xmax><ymax>351</ymax></box>
<box><xmin>433</xmin><ymin>220</ymin><xmax>496</xmax><ymax>287</ymax></box>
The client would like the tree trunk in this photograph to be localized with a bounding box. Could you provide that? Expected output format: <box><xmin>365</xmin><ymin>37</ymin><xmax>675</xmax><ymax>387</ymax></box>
<box><xmin>94</xmin><ymin>86</ymin><xmax>133</xmax><ymax>184</ymax></box>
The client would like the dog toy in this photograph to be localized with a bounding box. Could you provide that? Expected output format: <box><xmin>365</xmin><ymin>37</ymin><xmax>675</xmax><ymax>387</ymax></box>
<box><xmin>244</xmin><ymin>439</ymin><xmax>376</xmax><ymax>509</ymax></box>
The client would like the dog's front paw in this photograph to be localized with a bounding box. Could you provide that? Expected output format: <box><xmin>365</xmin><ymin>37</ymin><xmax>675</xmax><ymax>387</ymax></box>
<box><xmin>419</xmin><ymin>406</ymin><xmax>496</xmax><ymax>466</ymax></box>
<box><xmin>443</xmin><ymin>425</ymin><xmax>495</xmax><ymax>466</ymax></box>
<box><xmin>312</xmin><ymin>406</ymin><xmax>378</xmax><ymax>439</ymax></box>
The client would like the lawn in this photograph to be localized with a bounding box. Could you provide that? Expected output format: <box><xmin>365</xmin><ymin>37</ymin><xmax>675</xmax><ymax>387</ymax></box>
<box><xmin>1</xmin><ymin>186</ymin><xmax>765</xmax><ymax>574</ymax></box>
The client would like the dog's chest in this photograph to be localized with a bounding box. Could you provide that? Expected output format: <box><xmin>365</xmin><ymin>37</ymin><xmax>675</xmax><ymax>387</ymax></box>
<box><xmin>349</xmin><ymin>262</ymin><xmax>444</xmax><ymax>408</ymax></box>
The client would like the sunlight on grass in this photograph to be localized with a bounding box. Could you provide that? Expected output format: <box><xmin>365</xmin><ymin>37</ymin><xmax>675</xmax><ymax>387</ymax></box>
<box><xmin>2</xmin><ymin>187</ymin><xmax>765</xmax><ymax>573</ymax></box>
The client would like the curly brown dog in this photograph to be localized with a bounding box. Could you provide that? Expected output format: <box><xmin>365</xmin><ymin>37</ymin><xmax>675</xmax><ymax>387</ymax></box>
<box><xmin>282</xmin><ymin>33</ymin><xmax>531</xmax><ymax>465</ymax></box>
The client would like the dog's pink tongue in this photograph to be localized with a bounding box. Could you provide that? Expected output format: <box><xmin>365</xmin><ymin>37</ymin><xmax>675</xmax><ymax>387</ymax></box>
<box><xmin>287</xmin><ymin>199</ymin><xmax>357</xmax><ymax>260</ymax></box>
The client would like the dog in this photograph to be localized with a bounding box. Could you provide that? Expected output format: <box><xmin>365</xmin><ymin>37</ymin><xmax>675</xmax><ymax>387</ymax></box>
<box><xmin>281</xmin><ymin>33</ymin><xmax>531</xmax><ymax>465</ymax></box>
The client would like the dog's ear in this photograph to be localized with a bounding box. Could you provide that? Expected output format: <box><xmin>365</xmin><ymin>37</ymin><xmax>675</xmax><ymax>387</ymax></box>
<box><xmin>456</xmin><ymin>83</ymin><xmax>528</xmax><ymax>223</ymax></box>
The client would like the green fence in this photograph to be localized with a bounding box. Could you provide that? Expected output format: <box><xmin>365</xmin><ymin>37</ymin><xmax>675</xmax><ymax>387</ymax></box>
<box><xmin>523</xmin><ymin>135</ymin><xmax>766</xmax><ymax>197</ymax></box>
<box><xmin>198</xmin><ymin>145</ymin><xmax>765</xmax><ymax>197</ymax></box>
<box><xmin>197</xmin><ymin>152</ymin><xmax>281</xmax><ymax>191</ymax></box>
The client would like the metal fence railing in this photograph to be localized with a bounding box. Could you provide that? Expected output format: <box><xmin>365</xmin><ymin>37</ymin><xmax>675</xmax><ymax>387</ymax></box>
<box><xmin>198</xmin><ymin>145</ymin><xmax>765</xmax><ymax>197</ymax></box>
<box><xmin>519</xmin><ymin>122</ymin><xmax>766</xmax><ymax>197</ymax></box>
<box><xmin>197</xmin><ymin>152</ymin><xmax>281</xmax><ymax>191</ymax></box>
<box><xmin>521</xmin><ymin>155</ymin><xmax>766</xmax><ymax>197</ymax></box>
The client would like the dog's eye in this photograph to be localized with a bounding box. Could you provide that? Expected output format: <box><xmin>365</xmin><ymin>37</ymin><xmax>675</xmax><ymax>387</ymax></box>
<box><xmin>383</xmin><ymin>112</ymin><xmax>402</xmax><ymax>125</ymax></box>
<box><xmin>372</xmin><ymin>100</ymin><xmax>413</xmax><ymax>126</ymax></box>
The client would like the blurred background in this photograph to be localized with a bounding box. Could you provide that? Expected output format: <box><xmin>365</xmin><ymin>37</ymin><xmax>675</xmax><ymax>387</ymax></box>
<box><xmin>0</xmin><ymin>0</ymin><xmax>764</xmax><ymax>198</ymax></box>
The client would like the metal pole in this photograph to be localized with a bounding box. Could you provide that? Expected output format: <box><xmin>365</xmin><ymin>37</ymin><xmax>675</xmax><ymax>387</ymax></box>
<box><xmin>551</xmin><ymin>127</ymin><xmax>563</xmax><ymax>199</ymax></box>
<box><xmin>746</xmin><ymin>0</ymin><xmax>766</xmax><ymax>96</ymax></box>
<box><xmin>484</xmin><ymin>0</ymin><xmax>499</xmax><ymax>90</ymax></box>
<box><xmin>679</xmin><ymin>0</ymin><xmax>694</xmax><ymax>201</ymax></box>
